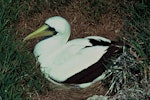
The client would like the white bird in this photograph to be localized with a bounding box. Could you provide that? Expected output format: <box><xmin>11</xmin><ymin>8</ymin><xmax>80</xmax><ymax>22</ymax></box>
<box><xmin>24</xmin><ymin>16</ymin><xmax>122</xmax><ymax>88</ymax></box>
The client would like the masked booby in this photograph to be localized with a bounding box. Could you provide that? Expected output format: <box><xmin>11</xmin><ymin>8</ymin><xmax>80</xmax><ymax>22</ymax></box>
<box><xmin>24</xmin><ymin>16</ymin><xmax>123</xmax><ymax>88</ymax></box>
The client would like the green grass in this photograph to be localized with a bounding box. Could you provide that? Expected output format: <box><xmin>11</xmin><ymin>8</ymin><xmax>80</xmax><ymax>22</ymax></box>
<box><xmin>0</xmin><ymin>0</ymin><xmax>71</xmax><ymax>99</ymax></box>
<box><xmin>123</xmin><ymin>0</ymin><xmax>150</xmax><ymax>76</ymax></box>
<box><xmin>0</xmin><ymin>0</ymin><xmax>51</xmax><ymax>99</ymax></box>
<box><xmin>0</xmin><ymin>0</ymin><xmax>24</xmax><ymax>99</ymax></box>
<box><xmin>104</xmin><ymin>0</ymin><xmax>150</xmax><ymax>99</ymax></box>
<box><xmin>124</xmin><ymin>0</ymin><xmax>150</xmax><ymax>62</ymax></box>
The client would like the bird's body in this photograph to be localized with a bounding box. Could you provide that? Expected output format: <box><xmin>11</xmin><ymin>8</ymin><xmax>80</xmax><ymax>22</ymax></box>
<box><xmin>24</xmin><ymin>16</ymin><xmax>122</xmax><ymax>88</ymax></box>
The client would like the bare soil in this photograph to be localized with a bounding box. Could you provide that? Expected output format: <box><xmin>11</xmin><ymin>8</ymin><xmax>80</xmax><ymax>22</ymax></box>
<box><xmin>16</xmin><ymin>1</ymin><xmax>124</xmax><ymax>99</ymax></box>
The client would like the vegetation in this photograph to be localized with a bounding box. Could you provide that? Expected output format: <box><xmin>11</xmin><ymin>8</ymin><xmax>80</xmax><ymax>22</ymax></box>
<box><xmin>104</xmin><ymin>0</ymin><xmax>150</xmax><ymax>99</ymax></box>
<box><xmin>0</xmin><ymin>0</ymin><xmax>50</xmax><ymax>99</ymax></box>
<box><xmin>0</xmin><ymin>0</ymin><xmax>149</xmax><ymax>99</ymax></box>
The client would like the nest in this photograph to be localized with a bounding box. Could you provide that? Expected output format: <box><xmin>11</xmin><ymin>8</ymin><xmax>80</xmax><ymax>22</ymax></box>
<box><xmin>17</xmin><ymin>1</ymin><xmax>124</xmax><ymax>99</ymax></box>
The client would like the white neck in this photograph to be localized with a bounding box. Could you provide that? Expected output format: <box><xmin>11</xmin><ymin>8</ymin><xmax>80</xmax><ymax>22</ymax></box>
<box><xmin>34</xmin><ymin>29</ymin><xmax>70</xmax><ymax>57</ymax></box>
<box><xmin>33</xmin><ymin>16</ymin><xmax>71</xmax><ymax>68</ymax></box>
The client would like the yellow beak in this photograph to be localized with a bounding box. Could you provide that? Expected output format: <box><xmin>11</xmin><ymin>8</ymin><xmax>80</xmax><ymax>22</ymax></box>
<box><xmin>23</xmin><ymin>24</ymin><xmax>54</xmax><ymax>41</ymax></box>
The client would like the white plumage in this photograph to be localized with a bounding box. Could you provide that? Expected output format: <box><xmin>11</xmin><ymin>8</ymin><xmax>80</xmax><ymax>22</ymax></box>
<box><xmin>24</xmin><ymin>16</ymin><xmax>122</xmax><ymax>88</ymax></box>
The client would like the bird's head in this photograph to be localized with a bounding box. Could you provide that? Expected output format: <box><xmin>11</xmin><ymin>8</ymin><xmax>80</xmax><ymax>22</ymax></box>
<box><xmin>24</xmin><ymin>16</ymin><xmax>71</xmax><ymax>41</ymax></box>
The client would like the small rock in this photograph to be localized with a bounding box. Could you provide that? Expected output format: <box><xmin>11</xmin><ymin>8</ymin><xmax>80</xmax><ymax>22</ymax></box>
<box><xmin>87</xmin><ymin>95</ymin><xmax>108</xmax><ymax>100</ymax></box>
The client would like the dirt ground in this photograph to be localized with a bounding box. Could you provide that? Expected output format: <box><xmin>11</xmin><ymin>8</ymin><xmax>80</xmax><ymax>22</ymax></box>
<box><xmin>16</xmin><ymin>1</ymin><xmax>124</xmax><ymax>100</ymax></box>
